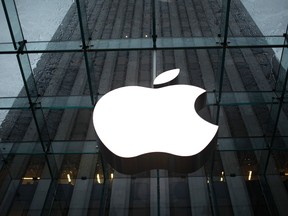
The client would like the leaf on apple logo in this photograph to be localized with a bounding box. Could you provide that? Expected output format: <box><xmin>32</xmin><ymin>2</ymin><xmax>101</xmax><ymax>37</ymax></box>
<box><xmin>153</xmin><ymin>68</ymin><xmax>180</xmax><ymax>88</ymax></box>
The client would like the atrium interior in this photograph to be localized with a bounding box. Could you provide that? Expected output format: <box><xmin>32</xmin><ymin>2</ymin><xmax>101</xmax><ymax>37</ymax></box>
<box><xmin>0</xmin><ymin>0</ymin><xmax>288</xmax><ymax>215</ymax></box>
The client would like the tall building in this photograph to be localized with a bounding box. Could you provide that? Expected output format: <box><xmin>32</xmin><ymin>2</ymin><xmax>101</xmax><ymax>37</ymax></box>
<box><xmin>0</xmin><ymin>0</ymin><xmax>288</xmax><ymax>215</ymax></box>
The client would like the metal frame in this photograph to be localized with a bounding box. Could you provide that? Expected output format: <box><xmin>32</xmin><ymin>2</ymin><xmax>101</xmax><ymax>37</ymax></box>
<box><xmin>1</xmin><ymin>0</ymin><xmax>288</xmax><ymax>215</ymax></box>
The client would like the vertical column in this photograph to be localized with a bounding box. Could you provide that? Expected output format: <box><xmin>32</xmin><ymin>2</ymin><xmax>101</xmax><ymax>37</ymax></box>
<box><xmin>75</xmin><ymin>0</ymin><xmax>97</xmax><ymax>105</ymax></box>
<box><xmin>210</xmin><ymin>1</ymin><xmax>232</xmax><ymax>215</ymax></box>
<box><xmin>264</xmin><ymin>27</ymin><xmax>288</xmax><ymax>215</ymax></box>
<box><xmin>2</xmin><ymin>1</ymin><xmax>59</xmax><ymax>215</ymax></box>
<box><xmin>213</xmin><ymin>1</ymin><xmax>256</xmax><ymax>215</ymax></box>
<box><xmin>1</xmin><ymin>0</ymin><xmax>23</xmax><ymax>49</ymax></box>
<box><xmin>188</xmin><ymin>169</ymin><xmax>212</xmax><ymax>215</ymax></box>
<box><xmin>150</xmin><ymin>170</ymin><xmax>170</xmax><ymax>216</ymax></box>
<box><xmin>109</xmin><ymin>172</ymin><xmax>131</xmax><ymax>215</ymax></box>
<box><xmin>15</xmin><ymin>26</ymin><xmax>54</xmax><ymax>171</ymax></box>
<box><xmin>68</xmin><ymin>120</ymin><xmax>99</xmax><ymax>215</ymax></box>
<box><xmin>151</xmin><ymin>0</ymin><xmax>157</xmax><ymax>50</ymax></box>
<box><xmin>215</xmin><ymin>0</ymin><xmax>231</xmax><ymax>121</ymax></box>
<box><xmin>152</xmin><ymin>0</ymin><xmax>157</xmax><ymax>81</ymax></box>
<box><xmin>266</xmin><ymin>27</ymin><xmax>288</xmax><ymax>150</ymax></box>
<box><xmin>3</xmin><ymin>0</ymin><xmax>53</xmax><ymax>158</ymax></box>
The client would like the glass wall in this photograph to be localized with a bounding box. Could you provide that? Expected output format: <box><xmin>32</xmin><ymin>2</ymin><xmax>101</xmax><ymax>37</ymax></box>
<box><xmin>1</xmin><ymin>0</ymin><xmax>288</xmax><ymax>215</ymax></box>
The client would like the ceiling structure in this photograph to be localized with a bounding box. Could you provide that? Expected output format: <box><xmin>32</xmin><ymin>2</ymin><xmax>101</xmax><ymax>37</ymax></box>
<box><xmin>0</xmin><ymin>0</ymin><xmax>288</xmax><ymax>215</ymax></box>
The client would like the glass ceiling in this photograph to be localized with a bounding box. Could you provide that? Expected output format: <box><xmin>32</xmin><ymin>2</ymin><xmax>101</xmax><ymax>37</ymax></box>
<box><xmin>0</xmin><ymin>0</ymin><xmax>288</xmax><ymax>215</ymax></box>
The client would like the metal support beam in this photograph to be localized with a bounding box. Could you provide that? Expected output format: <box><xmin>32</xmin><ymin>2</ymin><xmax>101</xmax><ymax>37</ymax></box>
<box><xmin>75</xmin><ymin>0</ymin><xmax>96</xmax><ymax>105</ymax></box>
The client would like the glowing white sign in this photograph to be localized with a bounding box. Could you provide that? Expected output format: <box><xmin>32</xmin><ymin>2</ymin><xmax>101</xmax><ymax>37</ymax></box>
<box><xmin>93</xmin><ymin>69</ymin><xmax>218</xmax><ymax>174</ymax></box>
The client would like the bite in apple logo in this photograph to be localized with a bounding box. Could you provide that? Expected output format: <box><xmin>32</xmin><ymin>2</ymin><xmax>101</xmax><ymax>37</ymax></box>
<box><xmin>93</xmin><ymin>69</ymin><xmax>218</xmax><ymax>174</ymax></box>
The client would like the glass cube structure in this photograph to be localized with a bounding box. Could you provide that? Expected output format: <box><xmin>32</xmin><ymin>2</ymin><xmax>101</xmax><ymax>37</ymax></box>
<box><xmin>0</xmin><ymin>0</ymin><xmax>288</xmax><ymax>215</ymax></box>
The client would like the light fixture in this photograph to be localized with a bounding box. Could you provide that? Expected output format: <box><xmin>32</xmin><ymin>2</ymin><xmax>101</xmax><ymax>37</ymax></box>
<box><xmin>67</xmin><ymin>174</ymin><xmax>71</xmax><ymax>183</ymax></box>
<box><xmin>97</xmin><ymin>174</ymin><xmax>101</xmax><ymax>184</ymax></box>
<box><xmin>248</xmin><ymin>171</ymin><xmax>252</xmax><ymax>181</ymax></box>
<box><xmin>220</xmin><ymin>171</ymin><xmax>224</xmax><ymax>181</ymax></box>
<box><xmin>23</xmin><ymin>177</ymin><xmax>33</xmax><ymax>180</ymax></box>
<box><xmin>22</xmin><ymin>177</ymin><xmax>40</xmax><ymax>180</ymax></box>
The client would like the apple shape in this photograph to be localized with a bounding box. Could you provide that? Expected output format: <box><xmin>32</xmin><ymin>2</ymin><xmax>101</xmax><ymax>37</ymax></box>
<box><xmin>93</xmin><ymin>69</ymin><xmax>218</xmax><ymax>174</ymax></box>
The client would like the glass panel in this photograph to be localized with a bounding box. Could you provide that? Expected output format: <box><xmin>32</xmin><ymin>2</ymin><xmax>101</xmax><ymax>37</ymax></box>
<box><xmin>219</xmin><ymin>91</ymin><xmax>275</xmax><ymax>105</ymax></box>
<box><xmin>244</xmin><ymin>178</ymin><xmax>271</xmax><ymax>215</ymax></box>
<box><xmin>31</xmin><ymin>52</ymin><xmax>89</xmax><ymax>97</ymax></box>
<box><xmin>272</xmin><ymin>137</ymin><xmax>288</xmax><ymax>150</ymax></box>
<box><xmin>221</xmin><ymin>47</ymin><xmax>276</xmax><ymax>92</ymax></box>
<box><xmin>169</xmin><ymin>177</ymin><xmax>191</xmax><ymax>215</ymax></box>
<box><xmin>1</xmin><ymin>0</ymin><xmax>288</xmax><ymax>214</ymax></box>
<box><xmin>34</xmin><ymin>106</ymin><xmax>51</xmax><ymax>151</ymax></box>
<box><xmin>218</xmin><ymin>137</ymin><xmax>268</xmax><ymax>151</ymax></box>
<box><xmin>0</xmin><ymin>42</ymin><xmax>15</xmax><ymax>53</ymax></box>
<box><xmin>275</xmin><ymin>36</ymin><xmax>288</xmax><ymax>95</ymax></box>
<box><xmin>40</xmin><ymin>96</ymin><xmax>93</xmax><ymax>109</ymax></box>
<box><xmin>90</xmin><ymin>38</ymin><xmax>153</xmax><ymax>50</ymax></box>
<box><xmin>156</xmin><ymin>0</ymin><xmax>220</xmax><ymax>38</ymax></box>
<box><xmin>265</xmin><ymin>150</ymin><xmax>288</xmax><ymax>215</ymax></box>
<box><xmin>156</xmin><ymin>49</ymin><xmax>219</xmax><ymax>89</ymax></box>
<box><xmin>220</xmin><ymin>0</ymin><xmax>230</xmax><ymax>41</ymax></box>
<box><xmin>0</xmin><ymin>1</ymin><xmax>12</xmax><ymax>43</ymax></box>
<box><xmin>0</xmin><ymin>55</ymin><xmax>26</xmax><ymax>130</ymax></box>
<box><xmin>0</xmin><ymin>154</ymin><xmax>50</xmax><ymax>180</ymax></box>
<box><xmin>187</xmin><ymin>172</ymin><xmax>212</xmax><ymax>215</ymax></box>
<box><xmin>228</xmin><ymin>0</ymin><xmax>262</xmax><ymax>37</ymax></box>
<box><xmin>2</xmin><ymin>92</ymin><xmax>277</xmax><ymax>111</ymax></box>
<box><xmin>96</xmin><ymin>50</ymin><xmax>153</xmax><ymax>95</ymax></box>
<box><xmin>214</xmin><ymin>149</ymin><xmax>267</xmax><ymax>177</ymax></box>
<box><xmin>88</xmin><ymin>182</ymin><xmax>107</xmax><ymax>214</ymax></box>
<box><xmin>0</xmin><ymin>55</ymin><xmax>23</xmax><ymax>98</ymax></box>
<box><xmin>2</xmin><ymin>0</ymin><xmax>23</xmax><ymax>47</ymax></box>
<box><xmin>44</xmin><ymin>109</ymin><xmax>93</xmax><ymax>142</ymax></box>
<box><xmin>0</xmin><ymin>142</ymin><xmax>42</xmax><ymax>155</ymax></box>
<box><xmin>219</xmin><ymin>105</ymin><xmax>272</xmax><ymax>137</ymax></box>
<box><xmin>4</xmin><ymin>38</ymin><xmax>286</xmax><ymax>54</ymax></box>
<box><xmin>212</xmin><ymin>148</ymin><xmax>271</xmax><ymax>214</ymax></box>
<box><xmin>89</xmin><ymin>0</ymin><xmax>152</xmax><ymax>40</ymax></box>
<box><xmin>25</xmin><ymin>41</ymin><xmax>82</xmax><ymax>52</ymax></box>
<box><xmin>128</xmin><ymin>177</ymin><xmax>150</xmax><ymax>215</ymax></box>
<box><xmin>268</xmin><ymin>150</ymin><xmax>288</xmax><ymax>175</ymax></box>
<box><xmin>238</xmin><ymin>0</ymin><xmax>288</xmax><ymax>37</ymax></box>
<box><xmin>212</xmin><ymin>180</ymin><xmax>233</xmax><ymax>215</ymax></box>
<box><xmin>84</xmin><ymin>50</ymin><xmax>96</xmax><ymax>104</ymax></box>
<box><xmin>273</xmin><ymin>104</ymin><xmax>288</xmax><ymax>137</ymax></box>
<box><xmin>228</xmin><ymin>36</ymin><xmax>285</xmax><ymax>48</ymax></box>
<box><xmin>75</xmin><ymin>0</ymin><xmax>89</xmax><ymax>46</ymax></box>
<box><xmin>157</xmin><ymin>37</ymin><xmax>219</xmax><ymax>49</ymax></box>
<box><xmin>229</xmin><ymin>0</ymin><xmax>288</xmax><ymax>60</ymax></box>
<box><xmin>14</xmin><ymin>0</ymin><xmax>74</xmax><ymax>42</ymax></box>
<box><xmin>17</xmin><ymin>53</ymin><xmax>38</xmax><ymax>98</ymax></box>
<box><xmin>0</xmin><ymin>109</ymin><xmax>34</xmax><ymax>142</ymax></box>
<box><xmin>0</xmin><ymin>153</ymin><xmax>55</xmax><ymax>215</ymax></box>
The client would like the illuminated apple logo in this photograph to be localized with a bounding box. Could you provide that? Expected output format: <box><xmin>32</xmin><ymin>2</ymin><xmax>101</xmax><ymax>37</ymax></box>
<box><xmin>93</xmin><ymin>69</ymin><xmax>218</xmax><ymax>174</ymax></box>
